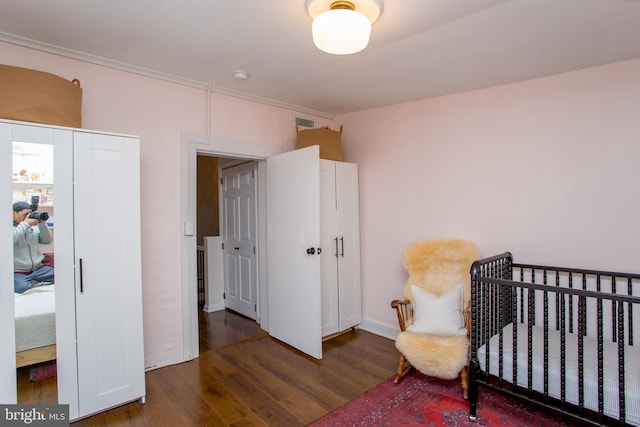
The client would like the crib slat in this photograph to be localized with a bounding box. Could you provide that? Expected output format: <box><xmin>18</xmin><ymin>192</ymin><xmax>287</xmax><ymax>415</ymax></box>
<box><xmin>578</xmin><ymin>294</ymin><xmax>585</xmax><ymax>412</ymax></box>
<box><xmin>555</xmin><ymin>272</ymin><xmax>561</xmax><ymax>331</ymax></box>
<box><xmin>612</xmin><ymin>277</ymin><xmax>618</xmax><ymax>343</ymax></box>
<box><xmin>560</xmin><ymin>292</ymin><xmax>566</xmax><ymax>403</ymax></box>
<box><xmin>511</xmin><ymin>307</ymin><xmax>517</xmax><ymax>388</ymax></box>
<box><xmin>543</xmin><ymin>282</ymin><xmax>549</xmax><ymax>397</ymax></box>
<box><xmin>527</xmin><ymin>284</ymin><xmax>534</xmax><ymax>393</ymax></box>
<box><xmin>569</xmin><ymin>273</ymin><xmax>575</xmax><ymax>334</ymax></box>
<box><xmin>483</xmin><ymin>267</ymin><xmax>493</xmax><ymax>386</ymax></box>
<box><xmin>628</xmin><ymin>277</ymin><xmax>634</xmax><ymax>346</ymax></box>
<box><xmin>596</xmin><ymin>275</ymin><xmax>604</xmax><ymax>419</ymax></box>
<box><xmin>617</xmin><ymin>295</ymin><xmax>626</xmax><ymax>424</ymax></box>
<box><xmin>498</xmin><ymin>285</ymin><xmax>504</xmax><ymax>386</ymax></box>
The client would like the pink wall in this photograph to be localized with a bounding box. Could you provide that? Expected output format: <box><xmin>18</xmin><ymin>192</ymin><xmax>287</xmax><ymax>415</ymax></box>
<box><xmin>4</xmin><ymin>40</ymin><xmax>640</xmax><ymax>359</ymax></box>
<box><xmin>1</xmin><ymin>41</ymin><xmax>333</xmax><ymax>368</ymax></box>
<box><xmin>337</xmin><ymin>58</ymin><xmax>640</xmax><ymax>336</ymax></box>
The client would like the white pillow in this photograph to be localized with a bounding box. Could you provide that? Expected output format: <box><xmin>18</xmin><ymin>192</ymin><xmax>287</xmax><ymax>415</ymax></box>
<box><xmin>407</xmin><ymin>284</ymin><xmax>467</xmax><ymax>336</ymax></box>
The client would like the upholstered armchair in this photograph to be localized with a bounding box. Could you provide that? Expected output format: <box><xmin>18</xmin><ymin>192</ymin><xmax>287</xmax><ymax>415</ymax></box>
<box><xmin>391</xmin><ymin>239</ymin><xmax>478</xmax><ymax>399</ymax></box>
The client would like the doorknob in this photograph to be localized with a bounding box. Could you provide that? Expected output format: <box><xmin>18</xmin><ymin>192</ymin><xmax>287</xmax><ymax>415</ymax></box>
<box><xmin>306</xmin><ymin>247</ymin><xmax>322</xmax><ymax>255</ymax></box>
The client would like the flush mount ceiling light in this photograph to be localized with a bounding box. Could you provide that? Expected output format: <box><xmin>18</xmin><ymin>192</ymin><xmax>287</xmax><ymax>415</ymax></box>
<box><xmin>306</xmin><ymin>0</ymin><xmax>383</xmax><ymax>55</ymax></box>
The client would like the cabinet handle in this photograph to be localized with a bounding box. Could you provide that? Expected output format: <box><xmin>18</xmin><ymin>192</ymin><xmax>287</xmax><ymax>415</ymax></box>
<box><xmin>79</xmin><ymin>258</ymin><xmax>84</xmax><ymax>293</ymax></box>
<box><xmin>334</xmin><ymin>237</ymin><xmax>339</xmax><ymax>258</ymax></box>
<box><xmin>340</xmin><ymin>237</ymin><xmax>345</xmax><ymax>257</ymax></box>
<box><xmin>306</xmin><ymin>247</ymin><xmax>322</xmax><ymax>255</ymax></box>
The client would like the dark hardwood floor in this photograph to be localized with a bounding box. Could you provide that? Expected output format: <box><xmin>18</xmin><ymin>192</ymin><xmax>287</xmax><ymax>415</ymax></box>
<box><xmin>62</xmin><ymin>309</ymin><xmax>399</xmax><ymax>426</ymax></box>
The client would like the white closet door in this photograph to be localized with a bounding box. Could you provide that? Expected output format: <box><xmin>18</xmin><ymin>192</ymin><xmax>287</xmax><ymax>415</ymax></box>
<box><xmin>319</xmin><ymin>160</ymin><xmax>339</xmax><ymax>336</ymax></box>
<box><xmin>73</xmin><ymin>131</ymin><xmax>145</xmax><ymax>417</ymax></box>
<box><xmin>0</xmin><ymin>122</ymin><xmax>76</xmax><ymax>408</ymax></box>
<box><xmin>335</xmin><ymin>162</ymin><xmax>361</xmax><ymax>330</ymax></box>
<box><xmin>266</xmin><ymin>146</ymin><xmax>323</xmax><ymax>359</ymax></box>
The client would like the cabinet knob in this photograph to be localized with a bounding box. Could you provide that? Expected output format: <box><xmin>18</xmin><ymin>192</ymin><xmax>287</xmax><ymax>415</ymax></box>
<box><xmin>306</xmin><ymin>247</ymin><xmax>322</xmax><ymax>255</ymax></box>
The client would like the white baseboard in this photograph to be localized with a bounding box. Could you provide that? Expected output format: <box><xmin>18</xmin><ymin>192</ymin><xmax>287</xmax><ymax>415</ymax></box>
<box><xmin>358</xmin><ymin>319</ymin><xmax>399</xmax><ymax>341</ymax></box>
<box><xmin>145</xmin><ymin>355</ymin><xmax>190</xmax><ymax>372</ymax></box>
<box><xmin>203</xmin><ymin>303</ymin><xmax>225</xmax><ymax>313</ymax></box>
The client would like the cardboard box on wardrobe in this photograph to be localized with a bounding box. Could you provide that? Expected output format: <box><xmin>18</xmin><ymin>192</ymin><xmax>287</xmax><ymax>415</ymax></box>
<box><xmin>295</xmin><ymin>125</ymin><xmax>343</xmax><ymax>161</ymax></box>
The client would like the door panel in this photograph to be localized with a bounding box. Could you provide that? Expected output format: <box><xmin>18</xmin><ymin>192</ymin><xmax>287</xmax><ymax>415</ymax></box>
<box><xmin>319</xmin><ymin>160</ymin><xmax>339</xmax><ymax>336</ymax></box>
<box><xmin>335</xmin><ymin>162</ymin><xmax>362</xmax><ymax>330</ymax></box>
<box><xmin>266</xmin><ymin>146</ymin><xmax>322</xmax><ymax>359</ymax></box>
<box><xmin>0</xmin><ymin>122</ymin><xmax>77</xmax><ymax>412</ymax></box>
<box><xmin>221</xmin><ymin>162</ymin><xmax>257</xmax><ymax>319</ymax></box>
<box><xmin>73</xmin><ymin>132</ymin><xmax>145</xmax><ymax>416</ymax></box>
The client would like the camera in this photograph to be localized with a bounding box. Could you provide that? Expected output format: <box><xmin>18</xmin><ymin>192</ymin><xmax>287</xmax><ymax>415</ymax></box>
<box><xmin>29</xmin><ymin>211</ymin><xmax>49</xmax><ymax>222</ymax></box>
<box><xmin>28</xmin><ymin>195</ymin><xmax>48</xmax><ymax>222</ymax></box>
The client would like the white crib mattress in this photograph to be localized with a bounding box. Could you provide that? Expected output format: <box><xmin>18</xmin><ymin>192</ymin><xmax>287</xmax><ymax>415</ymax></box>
<box><xmin>14</xmin><ymin>285</ymin><xmax>56</xmax><ymax>352</ymax></box>
<box><xmin>477</xmin><ymin>322</ymin><xmax>640</xmax><ymax>426</ymax></box>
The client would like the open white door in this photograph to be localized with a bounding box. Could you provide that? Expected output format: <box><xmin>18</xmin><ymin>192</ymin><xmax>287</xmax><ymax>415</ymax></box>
<box><xmin>266</xmin><ymin>146</ymin><xmax>323</xmax><ymax>359</ymax></box>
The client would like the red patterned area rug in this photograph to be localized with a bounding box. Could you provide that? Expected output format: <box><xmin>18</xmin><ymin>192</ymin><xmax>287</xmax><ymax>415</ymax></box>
<box><xmin>309</xmin><ymin>371</ymin><xmax>573</xmax><ymax>427</ymax></box>
<box><xmin>30</xmin><ymin>361</ymin><xmax>57</xmax><ymax>382</ymax></box>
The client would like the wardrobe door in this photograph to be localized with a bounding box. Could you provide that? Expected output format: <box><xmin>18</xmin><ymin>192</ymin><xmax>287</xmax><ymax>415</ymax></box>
<box><xmin>73</xmin><ymin>131</ymin><xmax>145</xmax><ymax>417</ymax></box>
<box><xmin>1</xmin><ymin>121</ymin><xmax>76</xmax><ymax>409</ymax></box>
<box><xmin>335</xmin><ymin>162</ymin><xmax>361</xmax><ymax>331</ymax></box>
<box><xmin>320</xmin><ymin>160</ymin><xmax>339</xmax><ymax>337</ymax></box>
<box><xmin>0</xmin><ymin>122</ymin><xmax>16</xmax><ymax>403</ymax></box>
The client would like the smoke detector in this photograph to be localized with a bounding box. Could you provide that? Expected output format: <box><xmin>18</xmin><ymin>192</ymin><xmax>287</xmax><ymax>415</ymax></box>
<box><xmin>233</xmin><ymin>70</ymin><xmax>249</xmax><ymax>80</ymax></box>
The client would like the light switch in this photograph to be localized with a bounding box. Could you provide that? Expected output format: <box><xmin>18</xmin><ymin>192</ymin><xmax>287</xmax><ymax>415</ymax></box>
<box><xmin>184</xmin><ymin>222</ymin><xmax>194</xmax><ymax>236</ymax></box>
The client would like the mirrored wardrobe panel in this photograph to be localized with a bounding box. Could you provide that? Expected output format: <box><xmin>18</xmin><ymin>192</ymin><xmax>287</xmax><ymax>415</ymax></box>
<box><xmin>13</xmin><ymin>141</ymin><xmax>57</xmax><ymax>404</ymax></box>
<box><xmin>1</xmin><ymin>123</ymin><xmax>75</xmax><ymax>411</ymax></box>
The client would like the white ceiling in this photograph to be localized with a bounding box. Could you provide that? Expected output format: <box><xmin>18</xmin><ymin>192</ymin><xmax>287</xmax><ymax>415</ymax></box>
<box><xmin>2</xmin><ymin>0</ymin><xmax>640</xmax><ymax>117</ymax></box>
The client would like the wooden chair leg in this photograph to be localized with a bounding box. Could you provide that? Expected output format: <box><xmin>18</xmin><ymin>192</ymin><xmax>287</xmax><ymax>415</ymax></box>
<box><xmin>460</xmin><ymin>366</ymin><xmax>468</xmax><ymax>400</ymax></box>
<box><xmin>394</xmin><ymin>353</ymin><xmax>413</xmax><ymax>383</ymax></box>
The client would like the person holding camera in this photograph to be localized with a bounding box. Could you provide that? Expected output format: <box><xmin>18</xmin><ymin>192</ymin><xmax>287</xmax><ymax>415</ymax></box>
<box><xmin>12</xmin><ymin>201</ymin><xmax>54</xmax><ymax>293</ymax></box>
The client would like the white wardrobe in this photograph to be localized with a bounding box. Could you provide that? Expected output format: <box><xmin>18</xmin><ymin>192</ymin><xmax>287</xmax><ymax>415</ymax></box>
<box><xmin>319</xmin><ymin>160</ymin><xmax>362</xmax><ymax>337</ymax></box>
<box><xmin>266</xmin><ymin>146</ymin><xmax>361</xmax><ymax>359</ymax></box>
<box><xmin>0</xmin><ymin>120</ymin><xmax>145</xmax><ymax>421</ymax></box>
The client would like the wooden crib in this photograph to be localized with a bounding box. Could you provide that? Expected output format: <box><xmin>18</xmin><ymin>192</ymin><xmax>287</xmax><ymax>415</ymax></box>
<box><xmin>469</xmin><ymin>252</ymin><xmax>640</xmax><ymax>426</ymax></box>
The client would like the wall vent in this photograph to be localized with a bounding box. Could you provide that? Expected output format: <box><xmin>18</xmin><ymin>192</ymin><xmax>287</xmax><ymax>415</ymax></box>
<box><xmin>295</xmin><ymin>117</ymin><xmax>315</xmax><ymax>129</ymax></box>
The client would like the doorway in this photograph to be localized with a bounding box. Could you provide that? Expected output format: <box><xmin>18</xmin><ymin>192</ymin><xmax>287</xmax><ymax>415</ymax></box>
<box><xmin>181</xmin><ymin>133</ymin><xmax>281</xmax><ymax>360</ymax></box>
<box><xmin>196</xmin><ymin>156</ymin><xmax>258</xmax><ymax>320</ymax></box>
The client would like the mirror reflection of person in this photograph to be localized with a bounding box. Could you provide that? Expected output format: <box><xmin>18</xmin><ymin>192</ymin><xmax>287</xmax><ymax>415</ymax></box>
<box><xmin>12</xmin><ymin>201</ymin><xmax>54</xmax><ymax>293</ymax></box>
